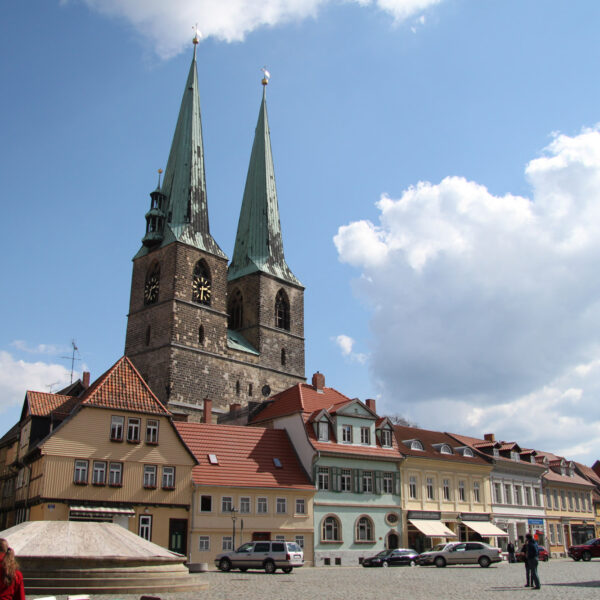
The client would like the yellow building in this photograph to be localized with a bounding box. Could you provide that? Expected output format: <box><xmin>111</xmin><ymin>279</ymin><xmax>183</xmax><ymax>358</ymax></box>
<box><xmin>175</xmin><ymin>421</ymin><xmax>315</xmax><ymax>566</ymax></box>
<box><xmin>394</xmin><ymin>426</ymin><xmax>502</xmax><ymax>552</ymax></box>
<box><xmin>0</xmin><ymin>356</ymin><xmax>197</xmax><ymax>555</ymax></box>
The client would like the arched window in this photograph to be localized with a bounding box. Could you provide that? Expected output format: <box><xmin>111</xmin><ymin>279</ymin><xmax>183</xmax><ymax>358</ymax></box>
<box><xmin>198</xmin><ymin>324</ymin><xmax>205</xmax><ymax>346</ymax></box>
<box><xmin>228</xmin><ymin>289</ymin><xmax>243</xmax><ymax>330</ymax></box>
<box><xmin>281</xmin><ymin>348</ymin><xmax>286</xmax><ymax>366</ymax></box>
<box><xmin>440</xmin><ymin>444</ymin><xmax>452</xmax><ymax>455</ymax></box>
<box><xmin>274</xmin><ymin>289</ymin><xmax>290</xmax><ymax>331</ymax></box>
<box><xmin>355</xmin><ymin>516</ymin><xmax>374</xmax><ymax>542</ymax></box>
<box><xmin>463</xmin><ymin>448</ymin><xmax>474</xmax><ymax>457</ymax></box>
<box><xmin>322</xmin><ymin>516</ymin><xmax>341</xmax><ymax>542</ymax></box>
<box><xmin>192</xmin><ymin>260</ymin><xmax>211</xmax><ymax>305</ymax></box>
<box><xmin>144</xmin><ymin>263</ymin><xmax>160</xmax><ymax>306</ymax></box>
<box><xmin>145</xmin><ymin>325</ymin><xmax>151</xmax><ymax>346</ymax></box>
<box><xmin>410</xmin><ymin>440</ymin><xmax>424</xmax><ymax>451</ymax></box>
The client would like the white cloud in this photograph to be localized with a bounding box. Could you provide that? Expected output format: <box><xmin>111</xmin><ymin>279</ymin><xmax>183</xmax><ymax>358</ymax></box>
<box><xmin>11</xmin><ymin>340</ymin><xmax>64</xmax><ymax>355</ymax></box>
<box><xmin>335</xmin><ymin>126</ymin><xmax>600</xmax><ymax>464</ymax></box>
<box><xmin>0</xmin><ymin>351</ymin><xmax>74</xmax><ymax>413</ymax></box>
<box><xmin>334</xmin><ymin>334</ymin><xmax>368</xmax><ymax>364</ymax></box>
<box><xmin>72</xmin><ymin>0</ymin><xmax>443</xmax><ymax>58</ymax></box>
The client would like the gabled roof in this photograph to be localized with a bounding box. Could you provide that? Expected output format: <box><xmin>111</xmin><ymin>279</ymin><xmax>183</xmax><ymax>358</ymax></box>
<box><xmin>174</xmin><ymin>423</ymin><xmax>313</xmax><ymax>489</ymax></box>
<box><xmin>78</xmin><ymin>356</ymin><xmax>170</xmax><ymax>416</ymax></box>
<box><xmin>23</xmin><ymin>392</ymin><xmax>78</xmax><ymax>419</ymax></box>
<box><xmin>395</xmin><ymin>426</ymin><xmax>488</xmax><ymax>465</ymax></box>
<box><xmin>575</xmin><ymin>461</ymin><xmax>600</xmax><ymax>488</ymax></box>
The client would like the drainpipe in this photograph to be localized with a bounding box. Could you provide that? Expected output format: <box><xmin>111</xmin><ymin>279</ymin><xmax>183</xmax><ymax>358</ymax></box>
<box><xmin>189</xmin><ymin>482</ymin><xmax>196</xmax><ymax>564</ymax></box>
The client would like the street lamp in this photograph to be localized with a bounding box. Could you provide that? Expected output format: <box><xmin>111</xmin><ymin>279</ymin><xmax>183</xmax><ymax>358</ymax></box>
<box><xmin>231</xmin><ymin>508</ymin><xmax>238</xmax><ymax>549</ymax></box>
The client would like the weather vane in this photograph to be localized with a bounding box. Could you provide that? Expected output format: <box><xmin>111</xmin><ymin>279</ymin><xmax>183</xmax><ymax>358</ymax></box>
<box><xmin>193</xmin><ymin>24</ymin><xmax>201</xmax><ymax>45</ymax></box>
<box><xmin>157</xmin><ymin>168</ymin><xmax>163</xmax><ymax>188</ymax></box>
<box><xmin>261</xmin><ymin>66</ymin><xmax>271</xmax><ymax>86</ymax></box>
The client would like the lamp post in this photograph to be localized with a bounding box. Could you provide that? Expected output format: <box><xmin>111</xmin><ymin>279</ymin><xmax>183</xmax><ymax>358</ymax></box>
<box><xmin>231</xmin><ymin>508</ymin><xmax>238</xmax><ymax>550</ymax></box>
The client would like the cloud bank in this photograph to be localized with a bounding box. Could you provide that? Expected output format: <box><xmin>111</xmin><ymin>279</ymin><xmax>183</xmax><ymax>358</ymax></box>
<box><xmin>334</xmin><ymin>127</ymin><xmax>600</xmax><ymax>460</ymax></box>
<box><xmin>75</xmin><ymin>0</ymin><xmax>442</xmax><ymax>57</ymax></box>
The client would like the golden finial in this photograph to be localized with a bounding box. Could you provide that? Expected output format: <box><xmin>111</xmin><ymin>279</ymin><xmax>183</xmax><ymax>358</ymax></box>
<box><xmin>261</xmin><ymin>66</ymin><xmax>271</xmax><ymax>86</ymax></box>
<box><xmin>157</xmin><ymin>168</ymin><xmax>163</xmax><ymax>188</ymax></box>
<box><xmin>192</xmin><ymin>24</ymin><xmax>201</xmax><ymax>45</ymax></box>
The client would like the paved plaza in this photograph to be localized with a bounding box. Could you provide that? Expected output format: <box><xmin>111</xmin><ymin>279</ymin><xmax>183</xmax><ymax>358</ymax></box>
<box><xmin>66</xmin><ymin>559</ymin><xmax>600</xmax><ymax>600</ymax></box>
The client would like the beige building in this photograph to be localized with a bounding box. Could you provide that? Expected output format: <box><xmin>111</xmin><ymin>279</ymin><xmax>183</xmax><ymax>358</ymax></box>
<box><xmin>0</xmin><ymin>356</ymin><xmax>197</xmax><ymax>555</ymax></box>
<box><xmin>175</xmin><ymin>417</ymin><xmax>315</xmax><ymax>566</ymax></box>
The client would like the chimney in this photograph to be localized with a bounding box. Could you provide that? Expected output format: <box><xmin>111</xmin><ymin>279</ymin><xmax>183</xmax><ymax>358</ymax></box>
<box><xmin>484</xmin><ymin>433</ymin><xmax>495</xmax><ymax>442</ymax></box>
<box><xmin>203</xmin><ymin>398</ymin><xmax>212</xmax><ymax>424</ymax></box>
<box><xmin>312</xmin><ymin>371</ymin><xmax>325</xmax><ymax>392</ymax></box>
<box><xmin>229</xmin><ymin>403</ymin><xmax>241</xmax><ymax>414</ymax></box>
<box><xmin>82</xmin><ymin>371</ymin><xmax>90</xmax><ymax>388</ymax></box>
<box><xmin>366</xmin><ymin>399</ymin><xmax>376</xmax><ymax>413</ymax></box>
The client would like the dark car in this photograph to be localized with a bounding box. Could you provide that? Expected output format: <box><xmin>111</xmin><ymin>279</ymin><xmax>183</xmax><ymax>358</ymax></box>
<box><xmin>568</xmin><ymin>538</ymin><xmax>600</xmax><ymax>561</ymax></box>
<box><xmin>516</xmin><ymin>545</ymin><xmax>549</xmax><ymax>562</ymax></box>
<box><xmin>362</xmin><ymin>548</ymin><xmax>418</xmax><ymax>567</ymax></box>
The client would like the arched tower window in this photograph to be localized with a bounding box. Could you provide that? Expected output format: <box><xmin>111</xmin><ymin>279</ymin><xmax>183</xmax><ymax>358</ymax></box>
<box><xmin>144</xmin><ymin>262</ymin><xmax>160</xmax><ymax>306</ymax></box>
<box><xmin>281</xmin><ymin>348</ymin><xmax>286</xmax><ymax>366</ymax></box>
<box><xmin>275</xmin><ymin>289</ymin><xmax>290</xmax><ymax>330</ymax></box>
<box><xmin>228</xmin><ymin>289</ymin><xmax>244</xmax><ymax>330</ymax></box>
<box><xmin>192</xmin><ymin>260</ymin><xmax>212</xmax><ymax>305</ymax></box>
<box><xmin>198</xmin><ymin>324</ymin><xmax>205</xmax><ymax>346</ymax></box>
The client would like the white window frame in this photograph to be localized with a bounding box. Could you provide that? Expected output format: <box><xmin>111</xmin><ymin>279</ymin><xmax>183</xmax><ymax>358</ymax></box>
<box><xmin>146</xmin><ymin>419</ymin><xmax>159</xmax><ymax>444</ymax></box>
<box><xmin>295</xmin><ymin>498</ymin><xmax>306</xmax><ymax>514</ymax></box>
<box><xmin>356</xmin><ymin>516</ymin><xmax>373</xmax><ymax>542</ymax></box>
<box><xmin>92</xmin><ymin>460</ymin><xmax>106</xmax><ymax>485</ymax></box>
<box><xmin>318</xmin><ymin>467</ymin><xmax>330</xmax><ymax>490</ymax></box>
<box><xmin>342</xmin><ymin>424</ymin><xmax>352</xmax><ymax>443</ymax></box>
<box><xmin>110</xmin><ymin>416</ymin><xmax>124</xmax><ymax>441</ymax></box>
<box><xmin>257</xmin><ymin>497</ymin><xmax>268</xmax><ymax>514</ymax></box>
<box><xmin>295</xmin><ymin>535</ymin><xmax>305</xmax><ymax>548</ymax></box>
<box><xmin>381</xmin><ymin>429</ymin><xmax>392</xmax><ymax>447</ymax></box>
<box><xmin>458</xmin><ymin>480</ymin><xmax>466</xmax><ymax>502</ymax></box>
<box><xmin>162</xmin><ymin>466</ymin><xmax>175</xmax><ymax>488</ymax></box>
<box><xmin>74</xmin><ymin>460</ymin><xmax>88</xmax><ymax>484</ymax></box>
<box><xmin>139</xmin><ymin>515</ymin><xmax>152</xmax><ymax>541</ymax></box>
<box><xmin>426</xmin><ymin>477</ymin><xmax>434</xmax><ymax>500</ymax></box>
<box><xmin>198</xmin><ymin>536</ymin><xmax>210</xmax><ymax>551</ymax></box>
<box><xmin>222</xmin><ymin>536</ymin><xmax>233</xmax><ymax>551</ymax></box>
<box><xmin>276</xmin><ymin>497</ymin><xmax>287</xmax><ymax>514</ymax></box>
<box><xmin>360</xmin><ymin>427</ymin><xmax>371</xmax><ymax>445</ymax></box>
<box><xmin>143</xmin><ymin>464</ymin><xmax>157</xmax><ymax>488</ymax></box>
<box><xmin>340</xmin><ymin>468</ymin><xmax>352</xmax><ymax>492</ymax></box>
<box><xmin>127</xmin><ymin>417</ymin><xmax>141</xmax><ymax>443</ymax></box>
<box><xmin>473</xmin><ymin>481</ymin><xmax>481</xmax><ymax>503</ymax></box>
<box><xmin>383</xmin><ymin>472</ymin><xmax>394</xmax><ymax>494</ymax></box>
<box><xmin>222</xmin><ymin>496</ymin><xmax>233</xmax><ymax>513</ymax></box>
<box><xmin>444</xmin><ymin>479</ymin><xmax>452</xmax><ymax>501</ymax></box>
<box><xmin>322</xmin><ymin>516</ymin><xmax>340</xmax><ymax>541</ymax></box>
<box><xmin>318</xmin><ymin>421</ymin><xmax>329</xmax><ymax>441</ymax></box>
<box><xmin>409</xmin><ymin>475</ymin><xmax>417</xmax><ymax>499</ymax></box>
<box><xmin>109</xmin><ymin>462</ymin><xmax>122</xmax><ymax>486</ymax></box>
<box><xmin>362</xmin><ymin>471</ymin><xmax>373</xmax><ymax>493</ymax></box>
<box><xmin>240</xmin><ymin>497</ymin><xmax>251</xmax><ymax>514</ymax></box>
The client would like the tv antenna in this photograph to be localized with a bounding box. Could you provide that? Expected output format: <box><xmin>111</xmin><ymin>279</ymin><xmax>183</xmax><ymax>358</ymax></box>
<box><xmin>61</xmin><ymin>340</ymin><xmax>81</xmax><ymax>384</ymax></box>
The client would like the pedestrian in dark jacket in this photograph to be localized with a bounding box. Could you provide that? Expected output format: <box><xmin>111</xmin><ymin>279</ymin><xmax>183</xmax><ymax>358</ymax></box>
<box><xmin>507</xmin><ymin>541</ymin><xmax>515</xmax><ymax>563</ymax></box>
<box><xmin>525</xmin><ymin>533</ymin><xmax>540</xmax><ymax>589</ymax></box>
<box><xmin>520</xmin><ymin>542</ymin><xmax>531</xmax><ymax>586</ymax></box>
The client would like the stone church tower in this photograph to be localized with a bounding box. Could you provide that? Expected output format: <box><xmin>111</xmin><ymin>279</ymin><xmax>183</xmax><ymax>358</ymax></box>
<box><xmin>125</xmin><ymin>39</ymin><xmax>305</xmax><ymax>418</ymax></box>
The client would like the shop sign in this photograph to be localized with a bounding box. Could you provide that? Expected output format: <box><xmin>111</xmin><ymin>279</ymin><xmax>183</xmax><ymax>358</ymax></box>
<box><xmin>528</xmin><ymin>518</ymin><xmax>544</xmax><ymax>525</ymax></box>
<box><xmin>406</xmin><ymin>511</ymin><xmax>441</xmax><ymax>520</ymax></box>
<box><xmin>459</xmin><ymin>513</ymin><xmax>490</xmax><ymax>521</ymax></box>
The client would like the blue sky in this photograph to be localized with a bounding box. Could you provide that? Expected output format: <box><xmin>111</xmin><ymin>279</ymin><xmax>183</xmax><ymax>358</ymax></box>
<box><xmin>3</xmin><ymin>1</ymin><xmax>600</xmax><ymax>463</ymax></box>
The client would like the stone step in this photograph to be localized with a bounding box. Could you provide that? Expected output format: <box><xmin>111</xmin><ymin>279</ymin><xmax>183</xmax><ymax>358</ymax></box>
<box><xmin>24</xmin><ymin>580</ymin><xmax>208</xmax><ymax>595</ymax></box>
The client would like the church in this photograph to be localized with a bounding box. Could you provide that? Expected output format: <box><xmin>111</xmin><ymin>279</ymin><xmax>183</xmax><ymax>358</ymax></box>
<box><xmin>124</xmin><ymin>36</ymin><xmax>306</xmax><ymax>420</ymax></box>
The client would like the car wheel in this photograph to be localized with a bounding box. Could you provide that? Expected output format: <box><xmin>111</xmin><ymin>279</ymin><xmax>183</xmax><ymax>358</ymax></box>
<box><xmin>264</xmin><ymin>560</ymin><xmax>276</xmax><ymax>574</ymax></box>
<box><xmin>478</xmin><ymin>556</ymin><xmax>491</xmax><ymax>568</ymax></box>
<box><xmin>382</xmin><ymin>561</ymin><xmax>389</xmax><ymax>568</ymax></box>
<box><xmin>543</xmin><ymin>556</ymin><xmax>549</xmax><ymax>562</ymax></box>
<box><xmin>219</xmin><ymin>558</ymin><xmax>232</xmax><ymax>572</ymax></box>
<box><xmin>409</xmin><ymin>560</ymin><xmax>416</xmax><ymax>567</ymax></box>
<box><xmin>573</xmin><ymin>556</ymin><xmax>581</xmax><ymax>561</ymax></box>
<box><xmin>282</xmin><ymin>567</ymin><xmax>293</xmax><ymax>574</ymax></box>
<box><xmin>434</xmin><ymin>556</ymin><xmax>446</xmax><ymax>568</ymax></box>
<box><xmin>582</xmin><ymin>551</ymin><xmax>592</xmax><ymax>562</ymax></box>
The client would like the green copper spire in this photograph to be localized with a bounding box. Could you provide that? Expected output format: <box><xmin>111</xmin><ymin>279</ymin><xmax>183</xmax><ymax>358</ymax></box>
<box><xmin>136</xmin><ymin>40</ymin><xmax>226</xmax><ymax>259</ymax></box>
<box><xmin>228</xmin><ymin>77</ymin><xmax>300</xmax><ymax>285</ymax></box>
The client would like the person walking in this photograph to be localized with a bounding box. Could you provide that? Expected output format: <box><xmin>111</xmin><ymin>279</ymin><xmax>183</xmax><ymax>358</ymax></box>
<box><xmin>525</xmin><ymin>533</ymin><xmax>540</xmax><ymax>590</ymax></box>
<box><xmin>520</xmin><ymin>541</ymin><xmax>531</xmax><ymax>586</ymax></box>
<box><xmin>0</xmin><ymin>539</ymin><xmax>25</xmax><ymax>600</ymax></box>
<box><xmin>507</xmin><ymin>541</ymin><xmax>516</xmax><ymax>564</ymax></box>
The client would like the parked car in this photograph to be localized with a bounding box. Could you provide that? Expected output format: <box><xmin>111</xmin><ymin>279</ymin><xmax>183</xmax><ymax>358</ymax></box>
<box><xmin>568</xmin><ymin>538</ymin><xmax>600</xmax><ymax>561</ymax></box>
<box><xmin>417</xmin><ymin>542</ymin><xmax>502</xmax><ymax>568</ymax></box>
<box><xmin>362</xmin><ymin>548</ymin><xmax>419</xmax><ymax>567</ymax></box>
<box><xmin>215</xmin><ymin>540</ymin><xmax>304</xmax><ymax>574</ymax></box>
<box><xmin>516</xmin><ymin>545</ymin><xmax>549</xmax><ymax>562</ymax></box>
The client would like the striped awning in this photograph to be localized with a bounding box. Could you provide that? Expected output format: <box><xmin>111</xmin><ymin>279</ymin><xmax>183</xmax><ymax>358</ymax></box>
<box><xmin>462</xmin><ymin>520</ymin><xmax>508</xmax><ymax>537</ymax></box>
<box><xmin>69</xmin><ymin>506</ymin><xmax>135</xmax><ymax>518</ymax></box>
<box><xmin>409</xmin><ymin>519</ymin><xmax>458</xmax><ymax>538</ymax></box>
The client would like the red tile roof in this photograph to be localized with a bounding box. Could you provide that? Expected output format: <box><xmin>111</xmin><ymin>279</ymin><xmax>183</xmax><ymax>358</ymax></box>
<box><xmin>25</xmin><ymin>392</ymin><xmax>78</xmax><ymax>418</ymax></box>
<box><xmin>79</xmin><ymin>356</ymin><xmax>170</xmax><ymax>416</ymax></box>
<box><xmin>575</xmin><ymin>462</ymin><xmax>600</xmax><ymax>487</ymax></box>
<box><xmin>174</xmin><ymin>423</ymin><xmax>314</xmax><ymax>489</ymax></box>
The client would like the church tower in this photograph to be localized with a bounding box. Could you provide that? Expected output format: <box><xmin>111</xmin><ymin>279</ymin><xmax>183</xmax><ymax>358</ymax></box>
<box><xmin>125</xmin><ymin>42</ymin><xmax>304</xmax><ymax>418</ymax></box>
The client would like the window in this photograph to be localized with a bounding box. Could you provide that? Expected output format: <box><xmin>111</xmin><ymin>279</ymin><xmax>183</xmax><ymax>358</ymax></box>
<box><xmin>222</xmin><ymin>497</ymin><xmax>233</xmax><ymax>513</ymax></box>
<box><xmin>515</xmin><ymin>485</ymin><xmax>523</xmax><ymax>505</ymax></box>
<box><xmin>222</xmin><ymin>536</ymin><xmax>233</xmax><ymax>551</ymax></box>
<box><xmin>574</xmin><ymin>493</ymin><xmax>580</xmax><ymax>511</ymax></box>
<box><xmin>295</xmin><ymin>498</ymin><xmax>306</xmax><ymax>514</ymax></box>
<box><xmin>92</xmin><ymin>461</ymin><xmax>106</xmax><ymax>485</ymax></box>
<box><xmin>410</xmin><ymin>440</ymin><xmax>424</xmax><ymax>451</ymax></box>
<box><xmin>360</xmin><ymin>427</ymin><xmax>370</xmax><ymax>444</ymax></box>
<box><xmin>257</xmin><ymin>497</ymin><xmax>268</xmax><ymax>513</ymax></box>
<box><xmin>109</xmin><ymin>462</ymin><xmax>122</xmax><ymax>486</ymax></box>
<box><xmin>549</xmin><ymin>524</ymin><xmax>555</xmax><ymax>545</ymax></box>
<box><xmin>143</xmin><ymin>465</ymin><xmax>157</xmax><ymax>488</ymax></box>
<box><xmin>240</xmin><ymin>497</ymin><xmax>251</xmax><ymax>514</ymax></box>
<box><xmin>146</xmin><ymin>419</ymin><xmax>159</xmax><ymax>444</ymax></box>
<box><xmin>110</xmin><ymin>416</ymin><xmax>124</xmax><ymax>441</ymax></box>
<box><xmin>381</xmin><ymin>429</ymin><xmax>392</xmax><ymax>447</ymax></box>
<box><xmin>534</xmin><ymin>488</ymin><xmax>541</xmax><ymax>507</ymax></box>
<box><xmin>444</xmin><ymin>479</ymin><xmax>452</xmax><ymax>501</ymax></box>
<box><xmin>504</xmin><ymin>484</ymin><xmax>513</xmax><ymax>505</ymax></box>
<box><xmin>295</xmin><ymin>535</ymin><xmax>305</xmax><ymax>548</ymax></box>
<box><xmin>362</xmin><ymin>471</ymin><xmax>373</xmax><ymax>493</ymax></box>
<box><xmin>74</xmin><ymin>460</ymin><xmax>88</xmax><ymax>484</ymax></box>
<box><xmin>273</xmin><ymin>457</ymin><xmax>282</xmax><ymax>468</ymax></box>
<box><xmin>192</xmin><ymin>260</ymin><xmax>211</xmax><ymax>305</ymax></box>
<box><xmin>276</xmin><ymin>498</ymin><xmax>287</xmax><ymax>514</ymax></box>
<box><xmin>426</xmin><ymin>477</ymin><xmax>435</xmax><ymax>500</ymax></box>
<box><xmin>236</xmin><ymin>380</ymin><xmax>240</xmax><ymax>396</ymax></box>
<box><xmin>473</xmin><ymin>481</ymin><xmax>481</xmax><ymax>503</ymax></box>
<box><xmin>587</xmin><ymin>493</ymin><xmax>592</xmax><ymax>512</ymax></box>
<box><xmin>561</xmin><ymin>490</ymin><xmax>567</xmax><ymax>510</ymax></box>
<box><xmin>383</xmin><ymin>472</ymin><xmax>394</xmax><ymax>494</ymax></box>
<box><xmin>162</xmin><ymin>466</ymin><xmax>175</xmax><ymax>489</ymax></box>
<box><xmin>127</xmin><ymin>418</ymin><xmax>141</xmax><ymax>443</ymax></box>
<box><xmin>280</xmin><ymin>348</ymin><xmax>286</xmax><ymax>366</ymax></box>
<box><xmin>139</xmin><ymin>515</ymin><xmax>152</xmax><ymax>541</ymax></box>
<box><xmin>318</xmin><ymin>467</ymin><xmax>330</xmax><ymax>490</ymax></box>
<box><xmin>409</xmin><ymin>475</ymin><xmax>418</xmax><ymax>499</ymax></box>
<box><xmin>275</xmin><ymin>535</ymin><xmax>286</xmax><ymax>542</ymax></box>
<box><xmin>551</xmin><ymin>489</ymin><xmax>557</xmax><ymax>509</ymax></box>
<box><xmin>557</xmin><ymin>525</ymin><xmax>563</xmax><ymax>544</ymax></box>
<box><xmin>440</xmin><ymin>444</ymin><xmax>452</xmax><ymax>455</ymax></box>
<box><xmin>568</xmin><ymin>491</ymin><xmax>573</xmax><ymax>510</ymax></box>
<box><xmin>525</xmin><ymin>487</ymin><xmax>532</xmax><ymax>506</ymax></box>
<box><xmin>356</xmin><ymin>517</ymin><xmax>373</xmax><ymax>542</ymax></box>
<box><xmin>458</xmin><ymin>480</ymin><xmax>465</xmax><ymax>502</ymax></box>
<box><xmin>493</xmin><ymin>482</ymin><xmax>502</xmax><ymax>503</ymax></box>
<box><xmin>228</xmin><ymin>289</ymin><xmax>244</xmax><ymax>330</ymax></box>
<box><xmin>342</xmin><ymin>425</ymin><xmax>352</xmax><ymax>443</ymax></box>
<box><xmin>322</xmin><ymin>516</ymin><xmax>341</xmax><ymax>541</ymax></box>
<box><xmin>200</xmin><ymin>495</ymin><xmax>212</xmax><ymax>512</ymax></box>
<box><xmin>199</xmin><ymin>536</ymin><xmax>210</xmax><ymax>551</ymax></box>
<box><xmin>340</xmin><ymin>468</ymin><xmax>352</xmax><ymax>492</ymax></box>
<box><xmin>275</xmin><ymin>289</ymin><xmax>290</xmax><ymax>330</ymax></box>
<box><xmin>463</xmin><ymin>448</ymin><xmax>474</xmax><ymax>457</ymax></box>
<box><xmin>198</xmin><ymin>324</ymin><xmax>205</xmax><ymax>346</ymax></box>
<box><xmin>318</xmin><ymin>421</ymin><xmax>329</xmax><ymax>441</ymax></box>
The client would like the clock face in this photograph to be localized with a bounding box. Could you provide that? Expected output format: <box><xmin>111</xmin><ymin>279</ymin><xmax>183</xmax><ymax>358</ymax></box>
<box><xmin>261</xmin><ymin>384</ymin><xmax>271</xmax><ymax>397</ymax></box>
<box><xmin>192</xmin><ymin>275</ymin><xmax>211</xmax><ymax>304</ymax></box>
<box><xmin>144</xmin><ymin>274</ymin><xmax>159</xmax><ymax>305</ymax></box>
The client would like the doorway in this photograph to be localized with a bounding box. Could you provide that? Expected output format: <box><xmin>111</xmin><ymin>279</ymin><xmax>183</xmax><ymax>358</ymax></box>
<box><xmin>387</xmin><ymin>532</ymin><xmax>399</xmax><ymax>549</ymax></box>
<box><xmin>169</xmin><ymin>518</ymin><xmax>188</xmax><ymax>556</ymax></box>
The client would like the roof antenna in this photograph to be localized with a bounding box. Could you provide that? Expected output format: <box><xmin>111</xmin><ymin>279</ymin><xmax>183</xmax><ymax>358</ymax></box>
<box><xmin>60</xmin><ymin>339</ymin><xmax>81</xmax><ymax>384</ymax></box>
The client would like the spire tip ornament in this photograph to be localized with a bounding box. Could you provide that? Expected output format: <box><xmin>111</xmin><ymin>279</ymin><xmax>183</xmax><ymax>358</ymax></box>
<box><xmin>192</xmin><ymin>24</ymin><xmax>201</xmax><ymax>45</ymax></box>
<box><xmin>261</xmin><ymin>66</ymin><xmax>271</xmax><ymax>86</ymax></box>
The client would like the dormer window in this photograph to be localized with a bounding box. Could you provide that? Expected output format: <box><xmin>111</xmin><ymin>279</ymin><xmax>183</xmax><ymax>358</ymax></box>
<box><xmin>409</xmin><ymin>440</ymin><xmax>424</xmax><ymax>451</ymax></box>
<box><xmin>463</xmin><ymin>448</ymin><xmax>474</xmax><ymax>457</ymax></box>
<box><xmin>511</xmin><ymin>451</ymin><xmax>520</xmax><ymax>461</ymax></box>
<box><xmin>318</xmin><ymin>421</ymin><xmax>329</xmax><ymax>442</ymax></box>
<box><xmin>380</xmin><ymin>429</ymin><xmax>392</xmax><ymax>447</ymax></box>
<box><xmin>493</xmin><ymin>448</ymin><xmax>500</xmax><ymax>457</ymax></box>
<box><xmin>440</xmin><ymin>444</ymin><xmax>452</xmax><ymax>455</ymax></box>
<box><xmin>530</xmin><ymin>455</ymin><xmax>536</xmax><ymax>464</ymax></box>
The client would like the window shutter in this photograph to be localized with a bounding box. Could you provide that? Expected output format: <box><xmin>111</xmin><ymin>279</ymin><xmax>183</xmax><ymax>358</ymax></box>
<box><xmin>394</xmin><ymin>473</ymin><xmax>400</xmax><ymax>496</ymax></box>
<box><xmin>332</xmin><ymin>467</ymin><xmax>340</xmax><ymax>492</ymax></box>
<box><xmin>357</xmin><ymin>470</ymin><xmax>363</xmax><ymax>494</ymax></box>
<box><xmin>353</xmin><ymin>470</ymin><xmax>360</xmax><ymax>494</ymax></box>
<box><xmin>375</xmin><ymin>471</ymin><xmax>382</xmax><ymax>494</ymax></box>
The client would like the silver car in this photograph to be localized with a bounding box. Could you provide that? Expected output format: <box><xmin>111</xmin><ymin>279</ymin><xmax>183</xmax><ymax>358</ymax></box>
<box><xmin>215</xmin><ymin>540</ymin><xmax>304</xmax><ymax>574</ymax></box>
<box><xmin>417</xmin><ymin>541</ymin><xmax>502</xmax><ymax>568</ymax></box>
